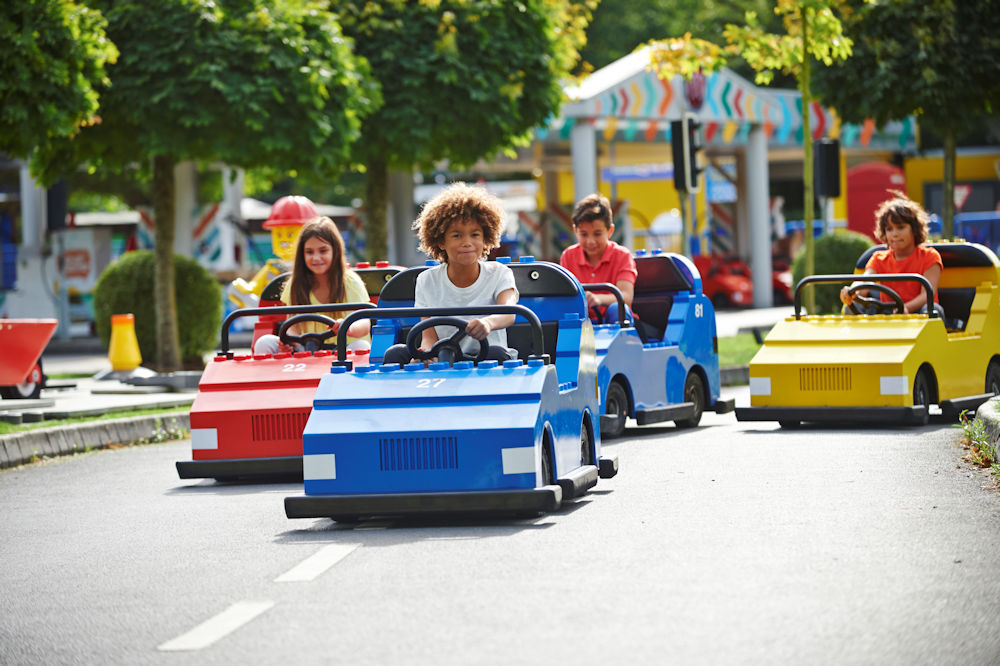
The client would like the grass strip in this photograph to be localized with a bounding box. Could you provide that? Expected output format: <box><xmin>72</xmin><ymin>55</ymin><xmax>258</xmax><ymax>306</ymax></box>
<box><xmin>0</xmin><ymin>405</ymin><xmax>190</xmax><ymax>436</ymax></box>
<box><xmin>717</xmin><ymin>332</ymin><xmax>762</xmax><ymax>368</ymax></box>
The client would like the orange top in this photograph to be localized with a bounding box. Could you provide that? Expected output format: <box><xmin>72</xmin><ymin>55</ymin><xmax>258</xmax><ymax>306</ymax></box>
<box><xmin>865</xmin><ymin>245</ymin><xmax>943</xmax><ymax>304</ymax></box>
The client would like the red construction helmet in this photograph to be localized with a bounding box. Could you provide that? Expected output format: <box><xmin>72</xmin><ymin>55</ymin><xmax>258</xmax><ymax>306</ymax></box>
<box><xmin>262</xmin><ymin>195</ymin><xmax>319</xmax><ymax>229</ymax></box>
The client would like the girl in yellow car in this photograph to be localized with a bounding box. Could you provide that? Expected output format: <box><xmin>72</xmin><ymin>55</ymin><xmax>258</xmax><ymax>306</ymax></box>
<box><xmin>841</xmin><ymin>192</ymin><xmax>943</xmax><ymax>316</ymax></box>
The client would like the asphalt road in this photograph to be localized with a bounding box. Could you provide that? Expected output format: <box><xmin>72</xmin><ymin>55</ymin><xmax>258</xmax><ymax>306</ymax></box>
<box><xmin>2</xmin><ymin>387</ymin><xmax>999</xmax><ymax>665</ymax></box>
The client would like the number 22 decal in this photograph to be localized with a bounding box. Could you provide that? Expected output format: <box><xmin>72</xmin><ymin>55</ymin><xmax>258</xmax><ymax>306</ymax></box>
<box><xmin>282</xmin><ymin>363</ymin><xmax>307</xmax><ymax>372</ymax></box>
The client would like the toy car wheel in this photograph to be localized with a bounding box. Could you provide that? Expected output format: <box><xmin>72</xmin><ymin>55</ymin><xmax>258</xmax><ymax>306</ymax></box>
<box><xmin>540</xmin><ymin>437</ymin><xmax>554</xmax><ymax>486</ymax></box>
<box><xmin>0</xmin><ymin>359</ymin><xmax>43</xmax><ymax>400</ymax></box>
<box><xmin>913</xmin><ymin>368</ymin><xmax>933</xmax><ymax>423</ymax></box>
<box><xmin>580</xmin><ymin>419</ymin><xmax>594</xmax><ymax>467</ymax></box>
<box><xmin>603</xmin><ymin>381</ymin><xmax>628</xmax><ymax>439</ymax></box>
<box><xmin>675</xmin><ymin>372</ymin><xmax>704</xmax><ymax>428</ymax></box>
<box><xmin>986</xmin><ymin>359</ymin><xmax>1000</xmax><ymax>396</ymax></box>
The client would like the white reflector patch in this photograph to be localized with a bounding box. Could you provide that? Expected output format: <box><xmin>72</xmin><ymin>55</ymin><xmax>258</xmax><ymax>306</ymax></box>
<box><xmin>303</xmin><ymin>454</ymin><xmax>336</xmax><ymax>481</ymax></box>
<box><xmin>501</xmin><ymin>447</ymin><xmax>535</xmax><ymax>475</ymax></box>
<box><xmin>191</xmin><ymin>428</ymin><xmax>218</xmax><ymax>450</ymax></box>
<box><xmin>880</xmin><ymin>376</ymin><xmax>909</xmax><ymax>395</ymax></box>
<box><xmin>749</xmin><ymin>377</ymin><xmax>771</xmax><ymax>396</ymax></box>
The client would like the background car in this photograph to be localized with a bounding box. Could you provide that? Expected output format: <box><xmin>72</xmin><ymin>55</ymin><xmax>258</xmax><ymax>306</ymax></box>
<box><xmin>586</xmin><ymin>250</ymin><xmax>734</xmax><ymax>439</ymax></box>
<box><xmin>736</xmin><ymin>241</ymin><xmax>1000</xmax><ymax>427</ymax></box>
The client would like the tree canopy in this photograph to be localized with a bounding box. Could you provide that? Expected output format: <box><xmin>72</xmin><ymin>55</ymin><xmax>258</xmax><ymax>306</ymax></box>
<box><xmin>811</xmin><ymin>0</ymin><xmax>1000</xmax><ymax>236</ymax></box>
<box><xmin>579</xmin><ymin>0</ymin><xmax>778</xmax><ymax>75</ymax></box>
<box><xmin>335</xmin><ymin>0</ymin><xmax>596</xmax><ymax>259</ymax></box>
<box><xmin>648</xmin><ymin>0</ymin><xmax>856</xmax><ymax>311</ymax></box>
<box><xmin>40</xmin><ymin>0</ymin><xmax>379</xmax><ymax>370</ymax></box>
<box><xmin>37</xmin><ymin>0</ymin><xmax>379</xmax><ymax>185</ymax></box>
<box><xmin>1</xmin><ymin>1</ymin><xmax>117</xmax><ymax>171</ymax></box>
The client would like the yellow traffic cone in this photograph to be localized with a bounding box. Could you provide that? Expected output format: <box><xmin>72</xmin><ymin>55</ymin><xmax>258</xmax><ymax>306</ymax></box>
<box><xmin>109</xmin><ymin>313</ymin><xmax>142</xmax><ymax>372</ymax></box>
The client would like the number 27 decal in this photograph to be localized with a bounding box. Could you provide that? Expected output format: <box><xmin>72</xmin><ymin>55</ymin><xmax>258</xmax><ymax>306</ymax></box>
<box><xmin>416</xmin><ymin>378</ymin><xmax>446</xmax><ymax>388</ymax></box>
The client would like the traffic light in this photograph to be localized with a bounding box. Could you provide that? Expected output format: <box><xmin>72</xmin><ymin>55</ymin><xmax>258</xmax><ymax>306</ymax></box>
<box><xmin>671</xmin><ymin>113</ymin><xmax>703</xmax><ymax>193</ymax></box>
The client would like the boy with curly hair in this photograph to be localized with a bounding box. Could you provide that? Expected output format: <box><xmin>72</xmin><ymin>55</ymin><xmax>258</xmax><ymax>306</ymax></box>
<box><xmin>383</xmin><ymin>182</ymin><xmax>519</xmax><ymax>365</ymax></box>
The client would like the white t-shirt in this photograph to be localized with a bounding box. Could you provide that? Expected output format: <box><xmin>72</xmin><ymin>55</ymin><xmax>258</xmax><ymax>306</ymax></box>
<box><xmin>414</xmin><ymin>261</ymin><xmax>518</xmax><ymax>353</ymax></box>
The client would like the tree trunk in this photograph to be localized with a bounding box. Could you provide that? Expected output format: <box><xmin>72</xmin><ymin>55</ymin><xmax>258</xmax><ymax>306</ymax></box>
<box><xmin>151</xmin><ymin>155</ymin><xmax>182</xmax><ymax>371</ymax></box>
<box><xmin>365</xmin><ymin>157</ymin><xmax>388</xmax><ymax>262</ymax></box>
<box><xmin>942</xmin><ymin>126</ymin><xmax>956</xmax><ymax>239</ymax></box>
<box><xmin>800</xmin><ymin>7</ymin><xmax>816</xmax><ymax>314</ymax></box>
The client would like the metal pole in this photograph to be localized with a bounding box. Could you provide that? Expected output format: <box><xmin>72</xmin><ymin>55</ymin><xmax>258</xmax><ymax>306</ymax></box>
<box><xmin>688</xmin><ymin>191</ymin><xmax>698</xmax><ymax>255</ymax></box>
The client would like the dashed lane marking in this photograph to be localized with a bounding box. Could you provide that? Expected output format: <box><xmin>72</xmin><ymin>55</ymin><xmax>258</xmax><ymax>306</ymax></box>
<box><xmin>157</xmin><ymin>600</ymin><xmax>275</xmax><ymax>651</ymax></box>
<box><xmin>274</xmin><ymin>543</ymin><xmax>360</xmax><ymax>583</ymax></box>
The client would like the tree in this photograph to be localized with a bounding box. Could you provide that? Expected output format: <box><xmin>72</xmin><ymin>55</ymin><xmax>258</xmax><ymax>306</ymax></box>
<box><xmin>38</xmin><ymin>0</ymin><xmax>378</xmax><ymax>370</ymax></box>
<box><xmin>0</xmin><ymin>1</ymin><xmax>117</xmax><ymax>173</ymax></box>
<box><xmin>335</xmin><ymin>0</ymin><xmax>596</xmax><ymax>261</ymax></box>
<box><xmin>648</xmin><ymin>1</ymin><xmax>856</xmax><ymax>312</ymax></box>
<box><xmin>579</xmin><ymin>0</ymin><xmax>778</xmax><ymax>74</ymax></box>
<box><xmin>811</xmin><ymin>0</ymin><xmax>1000</xmax><ymax>238</ymax></box>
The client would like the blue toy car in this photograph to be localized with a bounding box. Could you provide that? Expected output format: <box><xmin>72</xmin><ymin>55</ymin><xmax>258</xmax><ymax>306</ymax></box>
<box><xmin>284</xmin><ymin>258</ymin><xmax>618</xmax><ymax>521</ymax></box>
<box><xmin>584</xmin><ymin>250</ymin><xmax>734</xmax><ymax>439</ymax></box>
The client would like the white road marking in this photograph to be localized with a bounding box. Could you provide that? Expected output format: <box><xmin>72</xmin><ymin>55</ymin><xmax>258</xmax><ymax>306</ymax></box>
<box><xmin>157</xmin><ymin>600</ymin><xmax>274</xmax><ymax>651</ymax></box>
<box><xmin>274</xmin><ymin>543</ymin><xmax>360</xmax><ymax>582</ymax></box>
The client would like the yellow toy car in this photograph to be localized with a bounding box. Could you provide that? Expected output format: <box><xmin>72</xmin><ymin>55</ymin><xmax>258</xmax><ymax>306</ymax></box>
<box><xmin>736</xmin><ymin>241</ymin><xmax>1000</xmax><ymax>427</ymax></box>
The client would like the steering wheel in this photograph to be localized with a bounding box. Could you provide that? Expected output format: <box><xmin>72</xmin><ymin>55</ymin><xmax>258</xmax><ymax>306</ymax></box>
<box><xmin>278</xmin><ymin>313</ymin><xmax>339</xmax><ymax>351</ymax></box>
<box><xmin>846</xmin><ymin>282</ymin><xmax>906</xmax><ymax>315</ymax></box>
<box><xmin>406</xmin><ymin>317</ymin><xmax>489</xmax><ymax>364</ymax></box>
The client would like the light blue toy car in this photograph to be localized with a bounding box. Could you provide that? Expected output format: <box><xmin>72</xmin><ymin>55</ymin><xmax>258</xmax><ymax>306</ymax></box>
<box><xmin>586</xmin><ymin>250</ymin><xmax>735</xmax><ymax>439</ymax></box>
<box><xmin>284</xmin><ymin>258</ymin><xmax>618</xmax><ymax>521</ymax></box>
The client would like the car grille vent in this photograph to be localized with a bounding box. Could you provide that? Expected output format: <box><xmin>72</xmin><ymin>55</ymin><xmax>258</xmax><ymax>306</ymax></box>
<box><xmin>799</xmin><ymin>366</ymin><xmax>852</xmax><ymax>392</ymax></box>
<box><xmin>251</xmin><ymin>409</ymin><xmax>309</xmax><ymax>443</ymax></box>
<box><xmin>379</xmin><ymin>436</ymin><xmax>459</xmax><ymax>472</ymax></box>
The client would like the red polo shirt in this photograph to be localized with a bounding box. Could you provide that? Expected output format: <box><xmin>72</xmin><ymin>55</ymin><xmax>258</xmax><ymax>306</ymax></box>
<box><xmin>560</xmin><ymin>241</ymin><xmax>638</xmax><ymax>287</ymax></box>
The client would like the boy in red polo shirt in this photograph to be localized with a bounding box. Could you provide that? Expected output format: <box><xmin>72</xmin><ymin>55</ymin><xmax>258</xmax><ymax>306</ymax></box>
<box><xmin>840</xmin><ymin>192</ymin><xmax>943</xmax><ymax>315</ymax></box>
<box><xmin>560</xmin><ymin>193</ymin><xmax>637</xmax><ymax>324</ymax></box>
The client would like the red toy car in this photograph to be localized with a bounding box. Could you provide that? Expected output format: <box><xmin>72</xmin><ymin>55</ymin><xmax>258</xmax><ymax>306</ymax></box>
<box><xmin>177</xmin><ymin>304</ymin><xmax>374</xmax><ymax>482</ymax></box>
<box><xmin>692</xmin><ymin>255</ymin><xmax>754</xmax><ymax>309</ymax></box>
<box><xmin>0</xmin><ymin>318</ymin><xmax>56</xmax><ymax>399</ymax></box>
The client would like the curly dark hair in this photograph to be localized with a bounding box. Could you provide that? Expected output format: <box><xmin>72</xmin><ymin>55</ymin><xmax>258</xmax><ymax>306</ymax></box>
<box><xmin>571</xmin><ymin>193</ymin><xmax>613</xmax><ymax>229</ymax></box>
<box><xmin>413</xmin><ymin>182</ymin><xmax>504</xmax><ymax>262</ymax></box>
<box><xmin>873</xmin><ymin>190</ymin><xmax>931</xmax><ymax>246</ymax></box>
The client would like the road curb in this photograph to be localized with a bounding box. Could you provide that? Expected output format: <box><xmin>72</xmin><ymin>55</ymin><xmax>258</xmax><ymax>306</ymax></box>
<box><xmin>976</xmin><ymin>396</ymin><xmax>1000</xmax><ymax>444</ymax></box>
<box><xmin>0</xmin><ymin>413</ymin><xmax>190</xmax><ymax>470</ymax></box>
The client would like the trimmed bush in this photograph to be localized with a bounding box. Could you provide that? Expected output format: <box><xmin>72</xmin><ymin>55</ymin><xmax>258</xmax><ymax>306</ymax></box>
<box><xmin>94</xmin><ymin>250</ymin><xmax>222</xmax><ymax>365</ymax></box>
<box><xmin>792</xmin><ymin>231</ymin><xmax>874</xmax><ymax>314</ymax></box>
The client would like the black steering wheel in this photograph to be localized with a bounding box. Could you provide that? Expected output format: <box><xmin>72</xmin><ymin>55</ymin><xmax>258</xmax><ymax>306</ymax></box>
<box><xmin>406</xmin><ymin>317</ymin><xmax>489</xmax><ymax>363</ymax></box>
<box><xmin>278</xmin><ymin>313</ymin><xmax>339</xmax><ymax>351</ymax></box>
<box><xmin>847</xmin><ymin>282</ymin><xmax>906</xmax><ymax>315</ymax></box>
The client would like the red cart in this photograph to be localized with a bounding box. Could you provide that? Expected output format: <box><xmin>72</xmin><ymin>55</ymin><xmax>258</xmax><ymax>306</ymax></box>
<box><xmin>0</xmin><ymin>318</ymin><xmax>58</xmax><ymax>399</ymax></box>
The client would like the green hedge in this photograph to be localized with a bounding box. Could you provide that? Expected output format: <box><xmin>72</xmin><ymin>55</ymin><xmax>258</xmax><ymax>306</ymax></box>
<box><xmin>93</xmin><ymin>250</ymin><xmax>221</xmax><ymax>364</ymax></box>
<box><xmin>792</xmin><ymin>231</ymin><xmax>874</xmax><ymax>314</ymax></box>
